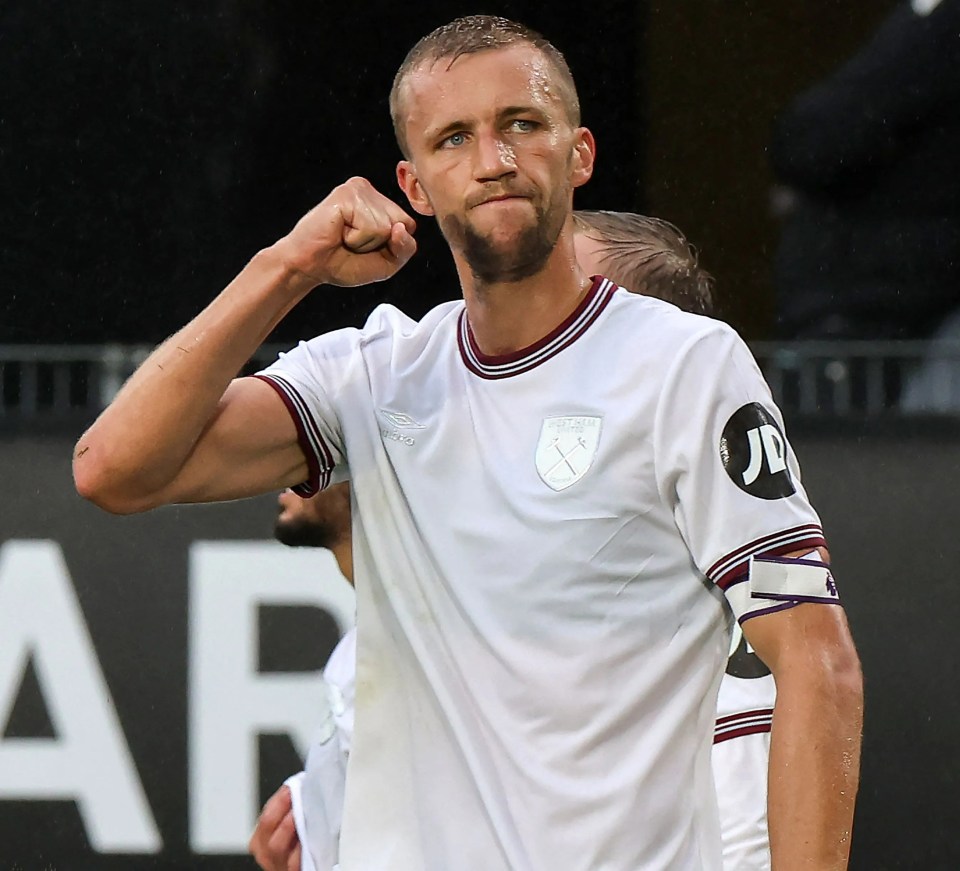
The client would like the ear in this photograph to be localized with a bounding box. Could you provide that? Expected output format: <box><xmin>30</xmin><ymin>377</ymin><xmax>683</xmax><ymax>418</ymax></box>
<box><xmin>570</xmin><ymin>127</ymin><xmax>596</xmax><ymax>190</ymax></box>
<box><xmin>396</xmin><ymin>160</ymin><xmax>435</xmax><ymax>216</ymax></box>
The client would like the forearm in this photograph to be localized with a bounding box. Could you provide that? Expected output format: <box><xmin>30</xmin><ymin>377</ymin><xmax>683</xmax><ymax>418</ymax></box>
<box><xmin>74</xmin><ymin>178</ymin><xmax>418</xmax><ymax>513</ymax></box>
<box><xmin>767</xmin><ymin>653</ymin><xmax>863</xmax><ymax>870</ymax></box>
<box><xmin>74</xmin><ymin>245</ymin><xmax>313</xmax><ymax>511</ymax></box>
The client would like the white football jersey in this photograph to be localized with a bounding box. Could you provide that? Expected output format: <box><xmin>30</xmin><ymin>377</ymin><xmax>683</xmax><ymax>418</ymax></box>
<box><xmin>257</xmin><ymin>278</ymin><xmax>826</xmax><ymax>871</ymax></box>
<box><xmin>713</xmin><ymin>624</ymin><xmax>777</xmax><ymax>871</ymax></box>
<box><xmin>296</xmin><ymin>627</ymin><xmax>357</xmax><ymax>871</ymax></box>
<box><xmin>324</xmin><ymin>626</ymin><xmax>356</xmax><ymax>757</ymax></box>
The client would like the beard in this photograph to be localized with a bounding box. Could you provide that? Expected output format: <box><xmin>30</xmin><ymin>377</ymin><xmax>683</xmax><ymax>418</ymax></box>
<box><xmin>273</xmin><ymin>517</ymin><xmax>339</xmax><ymax>549</ymax></box>
<box><xmin>440</xmin><ymin>182</ymin><xmax>569</xmax><ymax>285</ymax></box>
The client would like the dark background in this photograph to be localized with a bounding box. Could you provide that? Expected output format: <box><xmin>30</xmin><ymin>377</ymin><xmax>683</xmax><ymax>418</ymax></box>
<box><xmin>3</xmin><ymin>1</ymin><xmax>897</xmax><ymax>346</ymax></box>
<box><xmin>2</xmin><ymin>0</ymin><xmax>643</xmax><ymax>347</ymax></box>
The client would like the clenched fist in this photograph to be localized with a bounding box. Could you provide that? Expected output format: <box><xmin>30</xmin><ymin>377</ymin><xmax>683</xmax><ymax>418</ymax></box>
<box><xmin>273</xmin><ymin>177</ymin><xmax>418</xmax><ymax>288</ymax></box>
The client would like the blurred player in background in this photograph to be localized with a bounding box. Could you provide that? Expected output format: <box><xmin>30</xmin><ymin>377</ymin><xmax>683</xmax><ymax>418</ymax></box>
<box><xmin>572</xmin><ymin>210</ymin><xmax>714</xmax><ymax>317</ymax></box>
<box><xmin>260</xmin><ymin>483</ymin><xmax>356</xmax><ymax>871</ymax></box>
<box><xmin>76</xmin><ymin>15</ymin><xmax>862</xmax><ymax>871</ymax></box>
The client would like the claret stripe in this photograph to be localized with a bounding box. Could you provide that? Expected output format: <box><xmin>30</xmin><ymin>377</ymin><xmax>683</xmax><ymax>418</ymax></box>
<box><xmin>716</xmin><ymin>708</ymin><xmax>775</xmax><ymax>727</ymax></box>
<box><xmin>707</xmin><ymin>525</ymin><xmax>826</xmax><ymax>590</ymax></box>
<box><xmin>458</xmin><ymin>277</ymin><xmax>617</xmax><ymax>379</ymax></box>
<box><xmin>713</xmin><ymin>708</ymin><xmax>774</xmax><ymax>744</ymax></box>
<box><xmin>253</xmin><ymin>373</ymin><xmax>336</xmax><ymax>495</ymax></box>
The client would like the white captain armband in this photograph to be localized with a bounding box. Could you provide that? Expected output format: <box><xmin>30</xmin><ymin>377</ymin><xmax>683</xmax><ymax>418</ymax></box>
<box><xmin>724</xmin><ymin>549</ymin><xmax>841</xmax><ymax>624</ymax></box>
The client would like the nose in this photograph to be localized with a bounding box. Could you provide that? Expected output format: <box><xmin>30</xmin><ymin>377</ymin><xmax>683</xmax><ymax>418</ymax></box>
<box><xmin>474</xmin><ymin>130</ymin><xmax>517</xmax><ymax>183</ymax></box>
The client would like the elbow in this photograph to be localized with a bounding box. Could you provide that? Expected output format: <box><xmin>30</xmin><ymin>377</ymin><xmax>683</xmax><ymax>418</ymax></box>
<box><xmin>73</xmin><ymin>445</ymin><xmax>155</xmax><ymax>515</ymax></box>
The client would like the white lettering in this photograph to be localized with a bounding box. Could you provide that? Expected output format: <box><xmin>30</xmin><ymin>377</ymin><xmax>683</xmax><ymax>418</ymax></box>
<box><xmin>742</xmin><ymin>428</ymin><xmax>764</xmax><ymax>485</ymax></box>
<box><xmin>381</xmin><ymin>427</ymin><xmax>415</xmax><ymax>446</ymax></box>
<box><xmin>188</xmin><ymin>541</ymin><xmax>355</xmax><ymax>853</ymax></box>
<box><xmin>0</xmin><ymin>540</ymin><xmax>161</xmax><ymax>853</ymax></box>
<box><xmin>759</xmin><ymin>424</ymin><xmax>787</xmax><ymax>475</ymax></box>
<box><xmin>742</xmin><ymin>424</ymin><xmax>787</xmax><ymax>485</ymax></box>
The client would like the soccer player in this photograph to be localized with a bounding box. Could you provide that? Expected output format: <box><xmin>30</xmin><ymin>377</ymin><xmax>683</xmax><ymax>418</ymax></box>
<box><xmin>574</xmin><ymin>210</ymin><xmax>775</xmax><ymax>870</ymax></box>
<box><xmin>74</xmin><ymin>15</ymin><xmax>863</xmax><ymax>871</ymax></box>
<box><xmin>268</xmin><ymin>484</ymin><xmax>356</xmax><ymax>871</ymax></box>
<box><xmin>257</xmin><ymin>212</ymin><xmax>770</xmax><ymax>871</ymax></box>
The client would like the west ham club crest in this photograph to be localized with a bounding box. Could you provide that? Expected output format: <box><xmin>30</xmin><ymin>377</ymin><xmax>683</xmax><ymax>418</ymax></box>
<box><xmin>535</xmin><ymin>416</ymin><xmax>602</xmax><ymax>491</ymax></box>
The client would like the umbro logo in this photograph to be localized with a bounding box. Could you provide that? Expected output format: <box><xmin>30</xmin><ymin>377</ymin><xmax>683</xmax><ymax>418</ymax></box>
<box><xmin>379</xmin><ymin>409</ymin><xmax>425</xmax><ymax>447</ymax></box>
<box><xmin>379</xmin><ymin>410</ymin><xmax>425</xmax><ymax>430</ymax></box>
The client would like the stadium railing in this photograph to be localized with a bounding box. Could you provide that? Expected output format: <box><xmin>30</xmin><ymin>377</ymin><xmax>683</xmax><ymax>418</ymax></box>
<box><xmin>0</xmin><ymin>344</ymin><xmax>287</xmax><ymax>432</ymax></box>
<box><xmin>3</xmin><ymin>341</ymin><xmax>960</xmax><ymax>430</ymax></box>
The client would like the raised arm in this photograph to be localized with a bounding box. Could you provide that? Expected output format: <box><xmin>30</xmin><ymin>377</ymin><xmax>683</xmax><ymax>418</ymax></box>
<box><xmin>742</xmin><ymin>550</ymin><xmax>864</xmax><ymax>871</ymax></box>
<box><xmin>73</xmin><ymin>178</ymin><xmax>417</xmax><ymax>514</ymax></box>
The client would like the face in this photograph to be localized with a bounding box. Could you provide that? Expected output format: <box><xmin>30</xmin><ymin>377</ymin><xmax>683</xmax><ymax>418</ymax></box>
<box><xmin>395</xmin><ymin>45</ymin><xmax>595</xmax><ymax>284</ymax></box>
<box><xmin>274</xmin><ymin>483</ymin><xmax>351</xmax><ymax>550</ymax></box>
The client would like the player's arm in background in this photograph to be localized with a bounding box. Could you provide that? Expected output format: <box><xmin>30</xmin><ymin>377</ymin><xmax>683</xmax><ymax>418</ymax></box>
<box><xmin>73</xmin><ymin>178</ymin><xmax>416</xmax><ymax>514</ymax></box>
<box><xmin>741</xmin><ymin>548</ymin><xmax>863</xmax><ymax>871</ymax></box>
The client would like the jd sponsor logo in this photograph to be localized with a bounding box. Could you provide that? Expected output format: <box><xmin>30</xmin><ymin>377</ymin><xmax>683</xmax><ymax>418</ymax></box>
<box><xmin>719</xmin><ymin>403</ymin><xmax>795</xmax><ymax>499</ymax></box>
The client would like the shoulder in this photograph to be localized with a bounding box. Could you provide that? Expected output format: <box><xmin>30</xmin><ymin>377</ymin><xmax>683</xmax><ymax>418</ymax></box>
<box><xmin>603</xmin><ymin>291</ymin><xmax>774</xmax><ymax>422</ymax></box>
<box><xmin>356</xmin><ymin>300</ymin><xmax>462</xmax><ymax>349</ymax></box>
<box><xmin>273</xmin><ymin>300</ymin><xmax>462</xmax><ymax>366</ymax></box>
<box><xmin>605</xmin><ymin>285</ymin><xmax>743</xmax><ymax>362</ymax></box>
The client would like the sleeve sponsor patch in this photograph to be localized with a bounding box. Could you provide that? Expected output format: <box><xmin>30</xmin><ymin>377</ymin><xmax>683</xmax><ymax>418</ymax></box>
<box><xmin>719</xmin><ymin>402</ymin><xmax>796</xmax><ymax>499</ymax></box>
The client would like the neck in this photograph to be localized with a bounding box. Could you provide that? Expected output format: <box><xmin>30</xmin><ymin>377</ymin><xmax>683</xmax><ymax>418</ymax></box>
<box><xmin>330</xmin><ymin>538</ymin><xmax>354</xmax><ymax>587</ymax></box>
<box><xmin>455</xmin><ymin>228</ymin><xmax>593</xmax><ymax>356</ymax></box>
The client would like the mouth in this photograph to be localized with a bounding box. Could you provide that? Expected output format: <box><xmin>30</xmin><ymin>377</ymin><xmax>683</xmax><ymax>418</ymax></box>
<box><xmin>473</xmin><ymin>194</ymin><xmax>530</xmax><ymax>209</ymax></box>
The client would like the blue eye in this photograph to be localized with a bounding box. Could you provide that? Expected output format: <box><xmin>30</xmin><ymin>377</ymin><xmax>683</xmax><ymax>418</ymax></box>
<box><xmin>443</xmin><ymin>132</ymin><xmax>467</xmax><ymax>148</ymax></box>
<box><xmin>510</xmin><ymin>119</ymin><xmax>537</xmax><ymax>133</ymax></box>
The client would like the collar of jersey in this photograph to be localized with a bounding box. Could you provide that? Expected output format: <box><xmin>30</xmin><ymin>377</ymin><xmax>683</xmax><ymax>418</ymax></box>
<box><xmin>457</xmin><ymin>276</ymin><xmax>616</xmax><ymax>380</ymax></box>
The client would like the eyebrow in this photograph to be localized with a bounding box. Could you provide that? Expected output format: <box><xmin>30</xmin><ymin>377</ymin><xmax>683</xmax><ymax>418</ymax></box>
<box><xmin>500</xmin><ymin>104</ymin><xmax>542</xmax><ymax>117</ymax></box>
<box><xmin>425</xmin><ymin>105</ymin><xmax>548</xmax><ymax>143</ymax></box>
<box><xmin>427</xmin><ymin>119</ymin><xmax>471</xmax><ymax>144</ymax></box>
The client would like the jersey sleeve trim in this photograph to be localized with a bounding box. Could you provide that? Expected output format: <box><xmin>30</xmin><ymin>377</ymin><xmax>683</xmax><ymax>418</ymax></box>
<box><xmin>738</xmin><ymin>599</ymin><xmax>800</xmax><ymax>626</ymax></box>
<box><xmin>253</xmin><ymin>373</ymin><xmax>335</xmax><ymax>496</ymax></box>
<box><xmin>707</xmin><ymin>524</ymin><xmax>826</xmax><ymax>590</ymax></box>
<box><xmin>713</xmin><ymin>708</ymin><xmax>774</xmax><ymax>744</ymax></box>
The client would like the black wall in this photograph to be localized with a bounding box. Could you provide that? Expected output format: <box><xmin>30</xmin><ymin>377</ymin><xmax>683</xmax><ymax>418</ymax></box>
<box><xmin>3</xmin><ymin>1</ymin><xmax>643</xmax><ymax>347</ymax></box>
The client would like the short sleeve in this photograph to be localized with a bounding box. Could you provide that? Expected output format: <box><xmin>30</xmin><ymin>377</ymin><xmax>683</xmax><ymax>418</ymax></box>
<box><xmin>255</xmin><ymin>328</ymin><xmax>358</xmax><ymax>496</ymax></box>
<box><xmin>653</xmin><ymin>323</ymin><xmax>827</xmax><ymax>621</ymax></box>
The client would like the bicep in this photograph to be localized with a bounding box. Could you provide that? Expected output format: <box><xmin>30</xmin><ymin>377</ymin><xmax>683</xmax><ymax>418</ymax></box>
<box><xmin>159</xmin><ymin>376</ymin><xmax>310</xmax><ymax>504</ymax></box>
<box><xmin>742</xmin><ymin>597</ymin><xmax>858</xmax><ymax>680</ymax></box>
